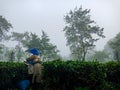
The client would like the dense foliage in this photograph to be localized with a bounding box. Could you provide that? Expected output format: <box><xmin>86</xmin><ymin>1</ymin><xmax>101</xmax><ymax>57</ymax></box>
<box><xmin>105</xmin><ymin>61</ymin><xmax>120</xmax><ymax>89</ymax></box>
<box><xmin>63</xmin><ymin>7</ymin><xmax>105</xmax><ymax>61</ymax></box>
<box><xmin>108</xmin><ymin>32</ymin><xmax>120</xmax><ymax>61</ymax></box>
<box><xmin>10</xmin><ymin>31</ymin><xmax>60</xmax><ymax>61</ymax></box>
<box><xmin>43</xmin><ymin>61</ymin><xmax>105</xmax><ymax>90</ymax></box>
<box><xmin>0</xmin><ymin>61</ymin><xmax>120</xmax><ymax>90</ymax></box>
<box><xmin>88</xmin><ymin>51</ymin><xmax>109</xmax><ymax>62</ymax></box>
<box><xmin>0</xmin><ymin>15</ymin><xmax>12</xmax><ymax>42</ymax></box>
<box><xmin>0</xmin><ymin>62</ymin><xmax>28</xmax><ymax>89</ymax></box>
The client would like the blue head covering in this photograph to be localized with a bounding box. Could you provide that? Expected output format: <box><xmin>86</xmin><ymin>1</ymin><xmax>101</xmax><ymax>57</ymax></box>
<box><xmin>29</xmin><ymin>48</ymin><xmax>41</xmax><ymax>55</ymax></box>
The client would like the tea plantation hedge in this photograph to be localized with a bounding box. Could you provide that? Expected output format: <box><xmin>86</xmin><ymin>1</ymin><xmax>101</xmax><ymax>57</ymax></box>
<box><xmin>0</xmin><ymin>62</ymin><xmax>28</xmax><ymax>89</ymax></box>
<box><xmin>0</xmin><ymin>61</ymin><xmax>120</xmax><ymax>90</ymax></box>
<box><xmin>105</xmin><ymin>61</ymin><xmax>120</xmax><ymax>89</ymax></box>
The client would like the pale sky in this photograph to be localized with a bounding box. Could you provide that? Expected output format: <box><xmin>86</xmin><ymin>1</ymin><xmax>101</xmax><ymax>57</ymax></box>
<box><xmin>0</xmin><ymin>0</ymin><xmax>120</xmax><ymax>57</ymax></box>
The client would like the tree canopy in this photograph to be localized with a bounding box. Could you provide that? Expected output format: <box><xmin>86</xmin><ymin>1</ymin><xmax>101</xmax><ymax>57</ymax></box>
<box><xmin>0</xmin><ymin>16</ymin><xmax>12</xmax><ymax>42</ymax></box>
<box><xmin>89</xmin><ymin>51</ymin><xmax>109</xmax><ymax>62</ymax></box>
<box><xmin>108</xmin><ymin>32</ymin><xmax>120</xmax><ymax>61</ymax></box>
<box><xmin>0</xmin><ymin>16</ymin><xmax>12</xmax><ymax>54</ymax></box>
<box><xmin>11</xmin><ymin>31</ymin><xmax>60</xmax><ymax>61</ymax></box>
<box><xmin>63</xmin><ymin>7</ymin><xmax>105</xmax><ymax>61</ymax></box>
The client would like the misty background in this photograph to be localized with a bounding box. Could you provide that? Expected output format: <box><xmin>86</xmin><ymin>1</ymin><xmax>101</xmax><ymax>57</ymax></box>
<box><xmin>0</xmin><ymin>0</ymin><xmax>120</xmax><ymax>57</ymax></box>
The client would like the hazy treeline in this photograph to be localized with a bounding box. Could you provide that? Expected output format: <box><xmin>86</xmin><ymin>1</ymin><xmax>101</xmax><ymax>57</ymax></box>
<box><xmin>0</xmin><ymin>7</ymin><xmax>120</xmax><ymax>62</ymax></box>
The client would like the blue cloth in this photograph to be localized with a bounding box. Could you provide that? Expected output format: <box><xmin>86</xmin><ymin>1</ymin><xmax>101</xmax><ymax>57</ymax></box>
<box><xmin>27</xmin><ymin>59</ymin><xmax>34</xmax><ymax>65</ymax></box>
<box><xmin>17</xmin><ymin>80</ymin><xmax>30</xmax><ymax>90</ymax></box>
<box><xmin>29</xmin><ymin>48</ymin><xmax>40</xmax><ymax>55</ymax></box>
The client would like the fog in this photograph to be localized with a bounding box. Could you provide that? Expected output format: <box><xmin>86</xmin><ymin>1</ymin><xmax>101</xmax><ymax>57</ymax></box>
<box><xmin>0</xmin><ymin>0</ymin><xmax>120</xmax><ymax>57</ymax></box>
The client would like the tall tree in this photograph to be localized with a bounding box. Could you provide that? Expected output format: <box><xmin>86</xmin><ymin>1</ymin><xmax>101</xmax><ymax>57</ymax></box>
<box><xmin>108</xmin><ymin>32</ymin><xmax>120</xmax><ymax>61</ymax></box>
<box><xmin>0</xmin><ymin>16</ymin><xmax>12</xmax><ymax>54</ymax></box>
<box><xmin>0</xmin><ymin>16</ymin><xmax>12</xmax><ymax>42</ymax></box>
<box><xmin>15</xmin><ymin>45</ymin><xmax>24</xmax><ymax>62</ymax></box>
<box><xmin>88</xmin><ymin>50</ymin><xmax>109</xmax><ymax>62</ymax></box>
<box><xmin>103</xmin><ymin>42</ymin><xmax>114</xmax><ymax>60</ymax></box>
<box><xmin>40</xmin><ymin>31</ymin><xmax>60</xmax><ymax>60</ymax></box>
<box><xmin>11</xmin><ymin>32</ymin><xmax>28</xmax><ymax>61</ymax></box>
<box><xmin>22</xmin><ymin>32</ymin><xmax>42</xmax><ymax>50</ymax></box>
<box><xmin>0</xmin><ymin>44</ymin><xmax>5</xmax><ymax>60</ymax></box>
<box><xmin>21</xmin><ymin>31</ymin><xmax>60</xmax><ymax>61</ymax></box>
<box><xmin>63</xmin><ymin>7</ymin><xmax>105</xmax><ymax>61</ymax></box>
<box><xmin>5</xmin><ymin>48</ymin><xmax>15</xmax><ymax>62</ymax></box>
<box><xmin>11</xmin><ymin>32</ymin><xmax>26</xmax><ymax>45</ymax></box>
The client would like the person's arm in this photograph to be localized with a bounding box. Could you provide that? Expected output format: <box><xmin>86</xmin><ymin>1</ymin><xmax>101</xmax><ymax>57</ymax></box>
<box><xmin>24</xmin><ymin>61</ymin><xmax>30</xmax><ymax>65</ymax></box>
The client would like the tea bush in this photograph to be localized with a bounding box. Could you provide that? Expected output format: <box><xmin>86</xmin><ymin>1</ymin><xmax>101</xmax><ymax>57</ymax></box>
<box><xmin>105</xmin><ymin>61</ymin><xmax>120</xmax><ymax>89</ymax></box>
<box><xmin>42</xmin><ymin>61</ymin><xmax>105</xmax><ymax>90</ymax></box>
<box><xmin>0</xmin><ymin>60</ymin><xmax>120</xmax><ymax>90</ymax></box>
<box><xmin>0</xmin><ymin>62</ymin><xmax>28</xmax><ymax>89</ymax></box>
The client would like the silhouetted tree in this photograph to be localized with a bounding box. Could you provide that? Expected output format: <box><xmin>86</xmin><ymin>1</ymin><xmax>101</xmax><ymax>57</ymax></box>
<box><xmin>63</xmin><ymin>7</ymin><xmax>105</xmax><ymax>61</ymax></box>
<box><xmin>21</xmin><ymin>31</ymin><xmax>60</xmax><ymax>61</ymax></box>
<box><xmin>109</xmin><ymin>32</ymin><xmax>120</xmax><ymax>61</ymax></box>
<box><xmin>89</xmin><ymin>51</ymin><xmax>109</xmax><ymax>62</ymax></box>
<box><xmin>0</xmin><ymin>16</ymin><xmax>12</xmax><ymax>42</ymax></box>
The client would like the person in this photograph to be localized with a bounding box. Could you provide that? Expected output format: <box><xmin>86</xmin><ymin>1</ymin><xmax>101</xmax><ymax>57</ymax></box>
<box><xmin>25</xmin><ymin>55</ymin><xmax>43</xmax><ymax>90</ymax></box>
<box><xmin>32</xmin><ymin>56</ymin><xmax>43</xmax><ymax>90</ymax></box>
<box><xmin>24</xmin><ymin>55</ymin><xmax>36</xmax><ymax>85</ymax></box>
